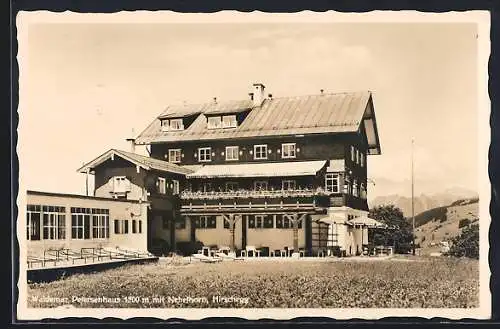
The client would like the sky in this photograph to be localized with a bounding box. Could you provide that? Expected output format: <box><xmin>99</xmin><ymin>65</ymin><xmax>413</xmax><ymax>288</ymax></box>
<box><xmin>18</xmin><ymin>18</ymin><xmax>480</xmax><ymax>200</ymax></box>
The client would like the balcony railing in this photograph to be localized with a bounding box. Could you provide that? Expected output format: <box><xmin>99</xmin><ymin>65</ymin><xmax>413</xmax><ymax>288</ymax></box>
<box><xmin>180</xmin><ymin>188</ymin><xmax>331</xmax><ymax>200</ymax></box>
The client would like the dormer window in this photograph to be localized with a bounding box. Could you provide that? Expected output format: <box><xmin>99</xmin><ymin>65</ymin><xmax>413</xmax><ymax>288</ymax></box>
<box><xmin>208</xmin><ymin>114</ymin><xmax>238</xmax><ymax>129</ymax></box>
<box><xmin>161</xmin><ymin>118</ymin><xmax>184</xmax><ymax>131</ymax></box>
<box><xmin>207</xmin><ymin>116</ymin><xmax>222</xmax><ymax>129</ymax></box>
<box><xmin>222</xmin><ymin>115</ymin><xmax>237</xmax><ymax>128</ymax></box>
<box><xmin>169</xmin><ymin>119</ymin><xmax>184</xmax><ymax>130</ymax></box>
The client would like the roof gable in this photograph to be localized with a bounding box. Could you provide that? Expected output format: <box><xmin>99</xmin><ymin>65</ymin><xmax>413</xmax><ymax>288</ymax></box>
<box><xmin>77</xmin><ymin>149</ymin><xmax>193</xmax><ymax>175</ymax></box>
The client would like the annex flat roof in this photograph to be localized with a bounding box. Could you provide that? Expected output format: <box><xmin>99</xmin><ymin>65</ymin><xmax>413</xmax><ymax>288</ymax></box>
<box><xmin>135</xmin><ymin>91</ymin><xmax>381</xmax><ymax>155</ymax></box>
<box><xmin>186</xmin><ymin>160</ymin><xmax>327</xmax><ymax>179</ymax></box>
<box><xmin>77</xmin><ymin>149</ymin><xmax>193</xmax><ymax>176</ymax></box>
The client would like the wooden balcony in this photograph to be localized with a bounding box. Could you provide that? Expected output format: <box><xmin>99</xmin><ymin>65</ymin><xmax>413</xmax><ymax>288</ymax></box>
<box><xmin>180</xmin><ymin>189</ymin><xmax>331</xmax><ymax>214</ymax></box>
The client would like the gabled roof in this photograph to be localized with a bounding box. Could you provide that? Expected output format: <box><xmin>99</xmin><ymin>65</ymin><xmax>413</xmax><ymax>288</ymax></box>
<box><xmin>77</xmin><ymin>149</ymin><xmax>193</xmax><ymax>175</ymax></box>
<box><xmin>135</xmin><ymin>90</ymin><xmax>381</xmax><ymax>155</ymax></box>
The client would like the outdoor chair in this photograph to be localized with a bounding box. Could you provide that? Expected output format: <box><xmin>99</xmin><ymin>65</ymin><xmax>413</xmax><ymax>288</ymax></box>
<box><xmin>299</xmin><ymin>249</ymin><xmax>305</xmax><ymax>257</ymax></box>
<box><xmin>245</xmin><ymin>246</ymin><xmax>257</xmax><ymax>257</ymax></box>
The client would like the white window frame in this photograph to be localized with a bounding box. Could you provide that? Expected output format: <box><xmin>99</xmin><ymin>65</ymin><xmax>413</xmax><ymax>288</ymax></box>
<box><xmin>168</xmin><ymin>149</ymin><xmax>182</xmax><ymax>163</ymax></box>
<box><xmin>282</xmin><ymin>180</ymin><xmax>296</xmax><ymax>191</ymax></box>
<box><xmin>225</xmin><ymin>146</ymin><xmax>239</xmax><ymax>161</ymax></box>
<box><xmin>353</xmin><ymin>179</ymin><xmax>359</xmax><ymax>197</ymax></box>
<box><xmin>225</xmin><ymin>182</ymin><xmax>239</xmax><ymax>192</ymax></box>
<box><xmin>207</xmin><ymin>116</ymin><xmax>222</xmax><ymax>129</ymax></box>
<box><xmin>360</xmin><ymin>183</ymin><xmax>367</xmax><ymax>199</ymax></box>
<box><xmin>222</xmin><ymin>115</ymin><xmax>237</xmax><ymax>128</ymax></box>
<box><xmin>255</xmin><ymin>215</ymin><xmax>265</xmax><ymax>229</ymax></box>
<box><xmin>325</xmin><ymin>173</ymin><xmax>340</xmax><ymax>193</ymax></box>
<box><xmin>158</xmin><ymin>177</ymin><xmax>166</xmax><ymax>194</ymax></box>
<box><xmin>356</xmin><ymin>149</ymin><xmax>360</xmax><ymax>164</ymax></box>
<box><xmin>254</xmin><ymin>180</ymin><xmax>268</xmax><ymax>191</ymax></box>
<box><xmin>114</xmin><ymin>219</ymin><xmax>129</xmax><ymax>234</ymax></box>
<box><xmin>360</xmin><ymin>153</ymin><xmax>365</xmax><ymax>167</ymax></box>
<box><xmin>199</xmin><ymin>216</ymin><xmax>217</xmax><ymax>229</ymax></box>
<box><xmin>161</xmin><ymin>120</ymin><xmax>170</xmax><ymax>132</ymax></box>
<box><xmin>172</xmin><ymin>179</ymin><xmax>180</xmax><ymax>195</ymax></box>
<box><xmin>351</xmin><ymin>146</ymin><xmax>355</xmax><ymax>162</ymax></box>
<box><xmin>201</xmin><ymin>182</ymin><xmax>212</xmax><ymax>192</ymax></box>
<box><xmin>281</xmin><ymin>143</ymin><xmax>296</xmax><ymax>159</ymax></box>
<box><xmin>112</xmin><ymin>176</ymin><xmax>130</xmax><ymax>194</ymax></box>
<box><xmin>169</xmin><ymin>118</ymin><xmax>184</xmax><ymax>131</ymax></box>
<box><xmin>71</xmin><ymin>213</ymin><xmax>91</xmax><ymax>240</ymax></box>
<box><xmin>198</xmin><ymin>147</ymin><xmax>212</xmax><ymax>162</ymax></box>
<box><xmin>254</xmin><ymin>144</ymin><xmax>268</xmax><ymax>160</ymax></box>
<box><xmin>92</xmin><ymin>214</ymin><xmax>109</xmax><ymax>239</ymax></box>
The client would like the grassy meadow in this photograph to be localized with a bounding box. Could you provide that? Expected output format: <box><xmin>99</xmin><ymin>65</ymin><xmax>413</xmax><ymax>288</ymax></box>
<box><xmin>28</xmin><ymin>256</ymin><xmax>479</xmax><ymax>308</ymax></box>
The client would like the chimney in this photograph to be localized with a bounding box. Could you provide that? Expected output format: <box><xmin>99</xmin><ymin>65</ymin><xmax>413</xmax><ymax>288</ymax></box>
<box><xmin>126</xmin><ymin>137</ymin><xmax>136</xmax><ymax>153</ymax></box>
<box><xmin>252</xmin><ymin>83</ymin><xmax>266</xmax><ymax>106</ymax></box>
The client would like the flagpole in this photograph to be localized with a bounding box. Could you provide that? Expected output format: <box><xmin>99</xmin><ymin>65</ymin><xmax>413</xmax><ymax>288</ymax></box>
<box><xmin>411</xmin><ymin>138</ymin><xmax>415</xmax><ymax>256</ymax></box>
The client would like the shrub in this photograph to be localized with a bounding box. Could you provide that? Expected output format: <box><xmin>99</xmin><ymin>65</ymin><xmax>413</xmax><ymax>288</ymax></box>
<box><xmin>150</xmin><ymin>238</ymin><xmax>170</xmax><ymax>256</ymax></box>
<box><xmin>458</xmin><ymin>218</ymin><xmax>471</xmax><ymax>229</ymax></box>
<box><xmin>176</xmin><ymin>240</ymin><xmax>204</xmax><ymax>256</ymax></box>
<box><xmin>448</xmin><ymin>224</ymin><xmax>479</xmax><ymax>259</ymax></box>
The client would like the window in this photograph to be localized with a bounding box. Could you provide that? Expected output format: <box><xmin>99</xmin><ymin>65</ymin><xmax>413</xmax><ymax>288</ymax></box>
<box><xmin>196</xmin><ymin>216</ymin><xmax>217</xmax><ymax>229</ymax></box>
<box><xmin>351</xmin><ymin>145</ymin><xmax>355</xmax><ymax>162</ymax></box>
<box><xmin>139</xmin><ymin>220</ymin><xmax>143</xmax><ymax>233</ymax></box>
<box><xmin>172</xmin><ymin>180</ymin><xmax>180</xmax><ymax>195</ymax></box>
<box><xmin>114</xmin><ymin>219</ymin><xmax>129</xmax><ymax>234</ymax></box>
<box><xmin>356</xmin><ymin>149</ymin><xmax>360</xmax><ymax>164</ymax></box>
<box><xmin>161</xmin><ymin>120</ymin><xmax>170</xmax><ymax>132</ymax></box>
<box><xmin>175</xmin><ymin>217</ymin><xmax>186</xmax><ymax>229</ymax></box>
<box><xmin>27</xmin><ymin>205</ymin><xmax>65</xmax><ymax>241</ymax></box>
<box><xmin>225</xmin><ymin>182</ymin><xmax>239</xmax><ymax>192</ymax></box>
<box><xmin>92</xmin><ymin>210</ymin><xmax>109</xmax><ymax>239</ymax></box>
<box><xmin>200</xmin><ymin>182</ymin><xmax>212</xmax><ymax>192</ymax></box>
<box><xmin>26</xmin><ymin>205</ymin><xmax>41</xmax><ymax>240</ymax></box>
<box><xmin>282</xmin><ymin>180</ymin><xmax>296</xmax><ymax>191</ymax></box>
<box><xmin>198</xmin><ymin>147</ymin><xmax>211</xmax><ymax>162</ymax></box>
<box><xmin>71</xmin><ymin>208</ymin><xmax>91</xmax><ymax>240</ymax></box>
<box><xmin>254</xmin><ymin>181</ymin><xmax>268</xmax><ymax>191</ymax></box>
<box><xmin>360</xmin><ymin>153</ymin><xmax>365</xmax><ymax>167</ymax></box>
<box><xmin>276</xmin><ymin>215</ymin><xmax>303</xmax><ymax>229</ymax></box>
<box><xmin>168</xmin><ymin>149</ymin><xmax>181</xmax><ymax>163</ymax></box>
<box><xmin>263</xmin><ymin>216</ymin><xmax>274</xmax><ymax>228</ymax></box>
<box><xmin>169</xmin><ymin>119</ymin><xmax>184</xmax><ymax>131</ymax></box>
<box><xmin>360</xmin><ymin>183</ymin><xmax>367</xmax><ymax>199</ymax></box>
<box><xmin>282</xmin><ymin>143</ymin><xmax>296</xmax><ymax>159</ymax></box>
<box><xmin>248</xmin><ymin>215</ymin><xmax>267</xmax><ymax>229</ymax></box>
<box><xmin>325</xmin><ymin>173</ymin><xmax>340</xmax><ymax>193</ymax></box>
<box><xmin>353</xmin><ymin>179</ymin><xmax>359</xmax><ymax>197</ymax></box>
<box><xmin>254</xmin><ymin>144</ymin><xmax>268</xmax><ymax>160</ymax></box>
<box><xmin>157</xmin><ymin>177</ymin><xmax>166</xmax><ymax>194</ymax></box>
<box><xmin>132</xmin><ymin>220</ymin><xmax>137</xmax><ymax>233</ymax></box>
<box><xmin>112</xmin><ymin>176</ymin><xmax>130</xmax><ymax>194</ymax></box>
<box><xmin>225</xmin><ymin>146</ymin><xmax>239</xmax><ymax>161</ymax></box>
<box><xmin>222</xmin><ymin>115</ymin><xmax>237</xmax><ymax>128</ymax></box>
<box><xmin>207</xmin><ymin>116</ymin><xmax>222</xmax><ymax>129</ymax></box>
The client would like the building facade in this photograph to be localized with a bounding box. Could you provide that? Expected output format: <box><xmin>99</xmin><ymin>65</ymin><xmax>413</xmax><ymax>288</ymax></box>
<box><xmin>129</xmin><ymin>83</ymin><xmax>381</xmax><ymax>256</ymax></box>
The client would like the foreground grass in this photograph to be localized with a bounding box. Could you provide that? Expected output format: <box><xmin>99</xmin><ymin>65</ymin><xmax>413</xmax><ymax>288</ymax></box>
<box><xmin>28</xmin><ymin>256</ymin><xmax>478</xmax><ymax>308</ymax></box>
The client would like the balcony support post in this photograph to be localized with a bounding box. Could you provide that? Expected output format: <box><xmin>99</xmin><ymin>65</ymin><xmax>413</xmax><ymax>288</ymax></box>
<box><xmin>222</xmin><ymin>213</ymin><xmax>240</xmax><ymax>252</ymax></box>
<box><xmin>284</xmin><ymin>213</ymin><xmax>307</xmax><ymax>254</ymax></box>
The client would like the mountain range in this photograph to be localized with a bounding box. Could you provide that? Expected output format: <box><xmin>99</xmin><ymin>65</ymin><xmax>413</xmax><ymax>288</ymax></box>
<box><xmin>368</xmin><ymin>186</ymin><xmax>478</xmax><ymax>218</ymax></box>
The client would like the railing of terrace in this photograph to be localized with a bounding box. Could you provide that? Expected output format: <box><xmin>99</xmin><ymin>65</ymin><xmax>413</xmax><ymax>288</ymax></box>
<box><xmin>181</xmin><ymin>188</ymin><xmax>331</xmax><ymax>200</ymax></box>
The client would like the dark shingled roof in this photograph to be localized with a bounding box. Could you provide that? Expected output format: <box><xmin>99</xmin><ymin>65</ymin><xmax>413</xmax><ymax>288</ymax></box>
<box><xmin>136</xmin><ymin>90</ymin><xmax>381</xmax><ymax>154</ymax></box>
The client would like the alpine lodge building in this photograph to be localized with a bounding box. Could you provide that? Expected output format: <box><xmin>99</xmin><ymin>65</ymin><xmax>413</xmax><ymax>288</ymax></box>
<box><xmin>27</xmin><ymin>83</ymin><xmax>382</xmax><ymax>259</ymax></box>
